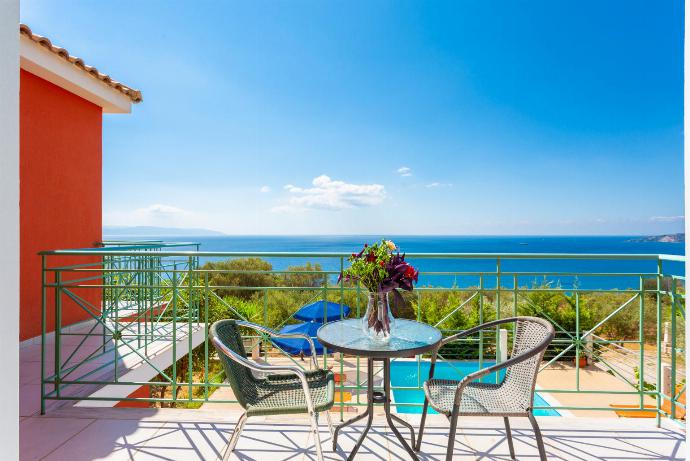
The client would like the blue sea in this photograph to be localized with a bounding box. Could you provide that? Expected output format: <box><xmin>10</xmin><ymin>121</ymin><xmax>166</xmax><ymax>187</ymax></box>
<box><xmin>107</xmin><ymin>235</ymin><xmax>685</xmax><ymax>290</ymax></box>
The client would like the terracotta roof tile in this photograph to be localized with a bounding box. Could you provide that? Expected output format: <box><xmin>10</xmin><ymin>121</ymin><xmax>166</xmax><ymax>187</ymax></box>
<box><xmin>20</xmin><ymin>24</ymin><xmax>142</xmax><ymax>103</ymax></box>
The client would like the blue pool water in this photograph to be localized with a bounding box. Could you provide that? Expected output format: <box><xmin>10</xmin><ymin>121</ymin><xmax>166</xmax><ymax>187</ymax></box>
<box><xmin>390</xmin><ymin>361</ymin><xmax>560</xmax><ymax>416</ymax></box>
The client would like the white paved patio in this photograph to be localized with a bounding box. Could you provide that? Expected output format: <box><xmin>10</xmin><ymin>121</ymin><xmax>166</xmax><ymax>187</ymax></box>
<box><xmin>20</xmin><ymin>322</ymin><xmax>687</xmax><ymax>460</ymax></box>
<box><xmin>20</xmin><ymin>407</ymin><xmax>685</xmax><ymax>460</ymax></box>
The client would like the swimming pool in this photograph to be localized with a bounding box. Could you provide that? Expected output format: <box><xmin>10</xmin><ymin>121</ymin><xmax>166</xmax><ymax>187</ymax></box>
<box><xmin>390</xmin><ymin>360</ymin><xmax>560</xmax><ymax>416</ymax></box>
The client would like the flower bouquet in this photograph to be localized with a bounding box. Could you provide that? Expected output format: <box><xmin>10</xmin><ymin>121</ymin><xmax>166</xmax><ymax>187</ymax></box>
<box><xmin>340</xmin><ymin>239</ymin><xmax>419</xmax><ymax>343</ymax></box>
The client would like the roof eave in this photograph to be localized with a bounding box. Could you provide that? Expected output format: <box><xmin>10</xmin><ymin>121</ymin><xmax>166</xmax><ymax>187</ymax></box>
<box><xmin>20</xmin><ymin>35</ymin><xmax>133</xmax><ymax>113</ymax></box>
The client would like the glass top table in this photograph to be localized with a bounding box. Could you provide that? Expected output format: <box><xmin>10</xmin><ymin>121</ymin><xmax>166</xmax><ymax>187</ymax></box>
<box><xmin>317</xmin><ymin>319</ymin><xmax>442</xmax><ymax>461</ymax></box>
<box><xmin>317</xmin><ymin>318</ymin><xmax>442</xmax><ymax>358</ymax></box>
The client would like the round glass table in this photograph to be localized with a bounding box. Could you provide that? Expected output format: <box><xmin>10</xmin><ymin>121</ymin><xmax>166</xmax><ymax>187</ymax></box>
<box><xmin>317</xmin><ymin>319</ymin><xmax>442</xmax><ymax>461</ymax></box>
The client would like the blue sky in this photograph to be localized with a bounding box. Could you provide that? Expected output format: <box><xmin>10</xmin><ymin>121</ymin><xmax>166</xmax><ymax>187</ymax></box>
<box><xmin>21</xmin><ymin>1</ymin><xmax>684</xmax><ymax>235</ymax></box>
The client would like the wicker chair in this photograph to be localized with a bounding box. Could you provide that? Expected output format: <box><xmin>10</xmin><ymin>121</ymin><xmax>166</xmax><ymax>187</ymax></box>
<box><xmin>416</xmin><ymin>317</ymin><xmax>555</xmax><ymax>461</ymax></box>
<box><xmin>210</xmin><ymin>319</ymin><xmax>335</xmax><ymax>461</ymax></box>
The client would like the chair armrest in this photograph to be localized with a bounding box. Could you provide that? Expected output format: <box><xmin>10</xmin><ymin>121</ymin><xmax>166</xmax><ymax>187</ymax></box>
<box><xmin>440</xmin><ymin>317</ymin><xmax>521</xmax><ymax>347</ymax></box>
<box><xmin>212</xmin><ymin>336</ymin><xmax>318</xmax><ymax>414</ymax></box>
<box><xmin>236</xmin><ymin>320</ymin><xmax>319</xmax><ymax>368</ymax></box>
<box><xmin>426</xmin><ymin>318</ymin><xmax>523</xmax><ymax>380</ymax></box>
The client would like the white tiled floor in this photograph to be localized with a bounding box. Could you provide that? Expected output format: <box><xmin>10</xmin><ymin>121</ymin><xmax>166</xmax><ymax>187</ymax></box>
<box><xmin>21</xmin><ymin>323</ymin><xmax>686</xmax><ymax>460</ymax></box>
<box><xmin>20</xmin><ymin>408</ymin><xmax>686</xmax><ymax>460</ymax></box>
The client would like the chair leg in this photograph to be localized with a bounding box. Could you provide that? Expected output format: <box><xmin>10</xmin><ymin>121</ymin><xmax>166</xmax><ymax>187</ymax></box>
<box><xmin>324</xmin><ymin>410</ymin><xmax>335</xmax><ymax>438</ymax></box>
<box><xmin>222</xmin><ymin>412</ymin><xmax>247</xmax><ymax>461</ymax></box>
<box><xmin>415</xmin><ymin>397</ymin><xmax>430</xmax><ymax>452</ymax></box>
<box><xmin>528</xmin><ymin>413</ymin><xmax>547</xmax><ymax>461</ymax></box>
<box><xmin>445</xmin><ymin>407</ymin><xmax>459</xmax><ymax>461</ymax></box>
<box><xmin>311</xmin><ymin>412</ymin><xmax>324</xmax><ymax>461</ymax></box>
<box><xmin>504</xmin><ymin>417</ymin><xmax>515</xmax><ymax>459</ymax></box>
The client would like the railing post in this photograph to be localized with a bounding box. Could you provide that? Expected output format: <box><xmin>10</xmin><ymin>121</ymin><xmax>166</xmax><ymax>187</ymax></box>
<box><xmin>188</xmin><ymin>256</ymin><xmax>194</xmax><ymax>402</ymax></box>
<box><xmin>355</xmin><ymin>281</ymin><xmax>361</xmax><ymax>417</ymax></box>
<box><xmin>656</xmin><ymin>258</ymin><xmax>663</xmax><ymax>427</ymax></box>
<box><xmin>171</xmin><ymin>262</ymin><xmax>178</xmax><ymax>405</ymax></box>
<box><xmin>40</xmin><ymin>255</ymin><xmax>47</xmax><ymax>415</ymax></box>
<box><xmin>137</xmin><ymin>256</ymin><xmax>142</xmax><ymax>349</ymax></box>
<box><xmin>263</xmin><ymin>288</ymin><xmax>268</xmax><ymax>361</ymax></box>
<box><xmin>670</xmin><ymin>277</ymin><xmax>677</xmax><ymax>421</ymax></box>
<box><xmin>575</xmin><ymin>290</ymin><xmax>576</xmax><ymax>391</ymax></box>
<box><xmin>113</xmin><ymin>260</ymin><xmax>119</xmax><ymax>382</ymax></box>
<box><xmin>512</xmin><ymin>274</ymin><xmax>518</xmax><ymax>318</ymax></box>
<box><xmin>322</xmin><ymin>270</ymin><xmax>328</xmax><ymax>370</ymax></box>
<box><xmin>638</xmin><ymin>275</ymin><xmax>645</xmax><ymax>409</ymax></box>
<box><xmin>478</xmin><ymin>274</ymin><xmax>484</xmax><ymax>371</ymax></box>
<box><xmin>102</xmin><ymin>255</ymin><xmax>107</xmax><ymax>354</ymax></box>
<box><xmin>339</xmin><ymin>256</ymin><xmax>345</xmax><ymax>419</ymax></box>
<box><xmin>204</xmin><ymin>270</ymin><xmax>210</xmax><ymax>401</ymax></box>
<box><xmin>495</xmin><ymin>258</ymin><xmax>501</xmax><ymax>384</ymax></box>
<box><xmin>54</xmin><ymin>271</ymin><xmax>62</xmax><ymax>399</ymax></box>
<box><xmin>146</xmin><ymin>254</ymin><xmax>153</xmax><ymax>356</ymax></box>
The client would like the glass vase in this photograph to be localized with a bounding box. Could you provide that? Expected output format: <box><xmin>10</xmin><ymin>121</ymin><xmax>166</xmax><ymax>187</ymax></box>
<box><xmin>362</xmin><ymin>291</ymin><xmax>395</xmax><ymax>344</ymax></box>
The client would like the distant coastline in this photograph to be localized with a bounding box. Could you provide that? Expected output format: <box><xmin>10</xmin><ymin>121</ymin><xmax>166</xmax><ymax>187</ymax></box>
<box><xmin>627</xmin><ymin>233</ymin><xmax>684</xmax><ymax>243</ymax></box>
<box><xmin>94</xmin><ymin>234</ymin><xmax>684</xmax><ymax>290</ymax></box>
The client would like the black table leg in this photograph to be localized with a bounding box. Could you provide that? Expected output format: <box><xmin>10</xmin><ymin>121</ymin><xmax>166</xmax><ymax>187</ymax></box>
<box><xmin>383</xmin><ymin>359</ymin><xmax>419</xmax><ymax>460</ymax></box>
<box><xmin>390</xmin><ymin>413</ymin><xmax>417</xmax><ymax>443</ymax></box>
<box><xmin>332</xmin><ymin>358</ymin><xmax>420</xmax><ymax>461</ymax></box>
<box><xmin>332</xmin><ymin>409</ymin><xmax>369</xmax><ymax>451</ymax></box>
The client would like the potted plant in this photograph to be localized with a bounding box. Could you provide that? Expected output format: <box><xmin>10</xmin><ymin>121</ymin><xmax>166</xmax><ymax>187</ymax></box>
<box><xmin>340</xmin><ymin>239</ymin><xmax>418</xmax><ymax>343</ymax></box>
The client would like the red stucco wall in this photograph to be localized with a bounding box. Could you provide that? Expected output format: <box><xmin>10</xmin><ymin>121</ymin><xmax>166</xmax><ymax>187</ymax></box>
<box><xmin>114</xmin><ymin>385</ymin><xmax>152</xmax><ymax>408</ymax></box>
<box><xmin>20</xmin><ymin>69</ymin><xmax>103</xmax><ymax>340</ymax></box>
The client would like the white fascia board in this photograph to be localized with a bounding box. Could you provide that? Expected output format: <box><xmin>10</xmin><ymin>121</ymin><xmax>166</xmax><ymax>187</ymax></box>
<box><xmin>19</xmin><ymin>35</ymin><xmax>132</xmax><ymax>114</ymax></box>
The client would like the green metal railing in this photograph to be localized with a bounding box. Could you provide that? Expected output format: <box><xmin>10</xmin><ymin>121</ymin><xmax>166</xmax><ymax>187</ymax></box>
<box><xmin>39</xmin><ymin>248</ymin><xmax>685</xmax><ymax>426</ymax></box>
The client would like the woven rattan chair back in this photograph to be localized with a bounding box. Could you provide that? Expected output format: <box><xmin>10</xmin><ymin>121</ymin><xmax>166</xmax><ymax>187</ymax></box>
<box><xmin>211</xmin><ymin>319</ymin><xmax>258</xmax><ymax>409</ymax></box>
<box><xmin>502</xmin><ymin>318</ymin><xmax>553</xmax><ymax>413</ymax></box>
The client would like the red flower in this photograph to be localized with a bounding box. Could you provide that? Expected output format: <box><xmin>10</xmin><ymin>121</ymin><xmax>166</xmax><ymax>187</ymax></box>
<box><xmin>379</xmin><ymin>261</ymin><xmax>385</xmax><ymax>267</ymax></box>
<box><xmin>404</xmin><ymin>265</ymin><xmax>417</xmax><ymax>279</ymax></box>
<box><xmin>366</xmin><ymin>252</ymin><xmax>376</xmax><ymax>262</ymax></box>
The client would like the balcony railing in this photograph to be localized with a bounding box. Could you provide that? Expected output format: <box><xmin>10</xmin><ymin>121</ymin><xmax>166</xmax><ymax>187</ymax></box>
<box><xmin>39</xmin><ymin>245</ymin><xmax>686</xmax><ymax>426</ymax></box>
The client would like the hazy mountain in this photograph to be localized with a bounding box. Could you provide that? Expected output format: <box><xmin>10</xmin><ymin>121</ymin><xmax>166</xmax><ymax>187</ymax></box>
<box><xmin>627</xmin><ymin>233</ymin><xmax>684</xmax><ymax>243</ymax></box>
<box><xmin>103</xmin><ymin>226</ymin><xmax>226</xmax><ymax>237</ymax></box>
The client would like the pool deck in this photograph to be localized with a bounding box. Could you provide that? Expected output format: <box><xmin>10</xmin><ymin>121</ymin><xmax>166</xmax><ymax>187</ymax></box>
<box><xmin>538</xmin><ymin>362</ymin><xmax>657</xmax><ymax>417</ymax></box>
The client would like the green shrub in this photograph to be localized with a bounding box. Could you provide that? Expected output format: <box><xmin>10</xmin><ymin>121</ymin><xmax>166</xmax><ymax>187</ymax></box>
<box><xmin>202</xmin><ymin>257</ymin><xmax>276</xmax><ymax>299</ymax></box>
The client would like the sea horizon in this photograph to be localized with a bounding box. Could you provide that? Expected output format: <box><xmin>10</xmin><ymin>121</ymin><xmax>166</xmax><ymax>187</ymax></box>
<box><xmin>99</xmin><ymin>234</ymin><xmax>684</xmax><ymax>290</ymax></box>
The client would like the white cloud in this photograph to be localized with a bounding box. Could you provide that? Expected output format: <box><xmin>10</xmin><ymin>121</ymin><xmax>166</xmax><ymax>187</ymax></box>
<box><xmin>425</xmin><ymin>182</ymin><xmax>452</xmax><ymax>188</ymax></box>
<box><xmin>135</xmin><ymin>203</ymin><xmax>185</xmax><ymax>216</ymax></box>
<box><xmin>260</xmin><ymin>186</ymin><xmax>271</xmax><ymax>193</ymax></box>
<box><xmin>397</xmin><ymin>166</ymin><xmax>412</xmax><ymax>177</ymax></box>
<box><xmin>272</xmin><ymin>175</ymin><xmax>386</xmax><ymax>212</ymax></box>
<box><xmin>650</xmin><ymin>215</ymin><xmax>684</xmax><ymax>223</ymax></box>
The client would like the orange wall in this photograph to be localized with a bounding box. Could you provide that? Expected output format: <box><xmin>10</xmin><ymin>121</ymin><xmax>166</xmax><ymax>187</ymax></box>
<box><xmin>20</xmin><ymin>69</ymin><xmax>103</xmax><ymax>340</ymax></box>
<box><xmin>115</xmin><ymin>385</ymin><xmax>152</xmax><ymax>408</ymax></box>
